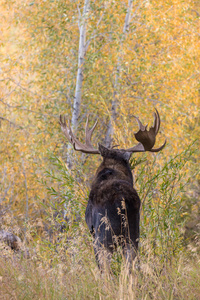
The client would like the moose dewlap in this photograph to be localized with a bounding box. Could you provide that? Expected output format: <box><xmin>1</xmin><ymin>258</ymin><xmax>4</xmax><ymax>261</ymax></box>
<box><xmin>60</xmin><ymin>109</ymin><xmax>166</xmax><ymax>269</ymax></box>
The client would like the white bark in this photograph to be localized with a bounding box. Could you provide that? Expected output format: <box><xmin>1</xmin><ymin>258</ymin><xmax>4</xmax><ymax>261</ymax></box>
<box><xmin>105</xmin><ymin>0</ymin><xmax>133</xmax><ymax>147</ymax></box>
<box><xmin>66</xmin><ymin>0</ymin><xmax>90</xmax><ymax>170</ymax></box>
<box><xmin>64</xmin><ymin>0</ymin><xmax>90</xmax><ymax>220</ymax></box>
<box><xmin>123</xmin><ymin>0</ymin><xmax>133</xmax><ymax>34</ymax></box>
<box><xmin>71</xmin><ymin>0</ymin><xmax>90</xmax><ymax>130</ymax></box>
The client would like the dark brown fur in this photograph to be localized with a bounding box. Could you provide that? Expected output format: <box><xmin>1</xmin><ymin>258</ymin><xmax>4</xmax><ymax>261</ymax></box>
<box><xmin>60</xmin><ymin>110</ymin><xmax>166</xmax><ymax>269</ymax></box>
<box><xmin>85</xmin><ymin>145</ymin><xmax>140</xmax><ymax>269</ymax></box>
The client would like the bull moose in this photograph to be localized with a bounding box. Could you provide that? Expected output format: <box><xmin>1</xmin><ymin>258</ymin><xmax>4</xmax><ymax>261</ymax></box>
<box><xmin>60</xmin><ymin>109</ymin><xmax>166</xmax><ymax>269</ymax></box>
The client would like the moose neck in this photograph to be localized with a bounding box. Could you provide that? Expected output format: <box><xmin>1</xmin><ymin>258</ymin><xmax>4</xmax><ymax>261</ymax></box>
<box><xmin>94</xmin><ymin>156</ymin><xmax>133</xmax><ymax>186</ymax></box>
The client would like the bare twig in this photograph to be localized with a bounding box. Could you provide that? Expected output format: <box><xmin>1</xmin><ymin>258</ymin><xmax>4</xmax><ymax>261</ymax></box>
<box><xmin>0</xmin><ymin>116</ymin><xmax>24</xmax><ymax>129</ymax></box>
<box><xmin>21</xmin><ymin>158</ymin><xmax>29</xmax><ymax>222</ymax></box>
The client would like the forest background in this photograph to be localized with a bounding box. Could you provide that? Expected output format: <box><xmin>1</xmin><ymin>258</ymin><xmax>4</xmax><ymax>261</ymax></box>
<box><xmin>0</xmin><ymin>0</ymin><xmax>199</xmax><ymax>299</ymax></box>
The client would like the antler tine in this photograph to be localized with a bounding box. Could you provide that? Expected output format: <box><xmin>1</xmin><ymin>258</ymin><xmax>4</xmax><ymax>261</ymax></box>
<box><xmin>126</xmin><ymin>108</ymin><xmax>166</xmax><ymax>153</ymax></box>
<box><xmin>150</xmin><ymin>139</ymin><xmax>166</xmax><ymax>152</ymax></box>
<box><xmin>60</xmin><ymin>115</ymin><xmax>99</xmax><ymax>154</ymax></box>
<box><xmin>153</xmin><ymin>108</ymin><xmax>160</xmax><ymax>134</ymax></box>
<box><xmin>133</xmin><ymin>115</ymin><xmax>147</xmax><ymax>132</ymax></box>
<box><xmin>59</xmin><ymin>115</ymin><xmax>72</xmax><ymax>142</ymax></box>
<box><xmin>85</xmin><ymin>115</ymin><xmax>98</xmax><ymax>148</ymax></box>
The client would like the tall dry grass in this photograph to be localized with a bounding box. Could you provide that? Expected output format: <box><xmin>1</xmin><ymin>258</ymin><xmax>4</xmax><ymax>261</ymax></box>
<box><xmin>0</xmin><ymin>140</ymin><xmax>199</xmax><ymax>299</ymax></box>
<box><xmin>0</xmin><ymin>245</ymin><xmax>200</xmax><ymax>300</ymax></box>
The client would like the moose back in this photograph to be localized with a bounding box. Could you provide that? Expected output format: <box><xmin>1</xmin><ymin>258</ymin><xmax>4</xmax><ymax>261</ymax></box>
<box><xmin>60</xmin><ymin>109</ymin><xmax>166</xmax><ymax>268</ymax></box>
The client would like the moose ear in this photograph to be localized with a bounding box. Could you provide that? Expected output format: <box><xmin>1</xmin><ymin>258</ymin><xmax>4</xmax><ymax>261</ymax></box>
<box><xmin>98</xmin><ymin>144</ymin><xmax>109</xmax><ymax>157</ymax></box>
<box><xmin>121</xmin><ymin>151</ymin><xmax>132</xmax><ymax>162</ymax></box>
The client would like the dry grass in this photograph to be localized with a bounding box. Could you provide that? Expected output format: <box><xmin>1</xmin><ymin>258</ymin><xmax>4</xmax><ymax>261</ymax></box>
<box><xmin>0</xmin><ymin>243</ymin><xmax>200</xmax><ymax>300</ymax></box>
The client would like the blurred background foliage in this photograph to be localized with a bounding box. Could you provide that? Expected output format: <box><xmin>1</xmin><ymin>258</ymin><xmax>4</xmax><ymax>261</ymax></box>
<box><xmin>0</xmin><ymin>0</ymin><xmax>199</xmax><ymax>262</ymax></box>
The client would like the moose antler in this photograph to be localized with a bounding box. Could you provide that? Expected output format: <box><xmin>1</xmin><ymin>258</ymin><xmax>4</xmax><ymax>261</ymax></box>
<box><xmin>59</xmin><ymin>115</ymin><xmax>100</xmax><ymax>154</ymax></box>
<box><xmin>126</xmin><ymin>108</ymin><xmax>166</xmax><ymax>153</ymax></box>
<box><xmin>60</xmin><ymin>108</ymin><xmax>166</xmax><ymax>155</ymax></box>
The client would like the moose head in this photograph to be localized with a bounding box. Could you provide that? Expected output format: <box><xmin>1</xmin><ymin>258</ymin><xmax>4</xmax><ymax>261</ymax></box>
<box><xmin>60</xmin><ymin>109</ymin><xmax>166</xmax><ymax>269</ymax></box>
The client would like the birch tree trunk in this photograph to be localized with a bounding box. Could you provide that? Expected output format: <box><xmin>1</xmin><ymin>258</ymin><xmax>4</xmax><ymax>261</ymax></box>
<box><xmin>71</xmin><ymin>0</ymin><xmax>90</xmax><ymax>130</ymax></box>
<box><xmin>105</xmin><ymin>0</ymin><xmax>133</xmax><ymax>147</ymax></box>
<box><xmin>64</xmin><ymin>0</ymin><xmax>90</xmax><ymax>222</ymax></box>
<box><xmin>66</xmin><ymin>0</ymin><xmax>90</xmax><ymax>170</ymax></box>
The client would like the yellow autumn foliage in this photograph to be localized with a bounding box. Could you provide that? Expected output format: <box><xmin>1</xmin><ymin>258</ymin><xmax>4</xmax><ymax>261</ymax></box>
<box><xmin>0</xmin><ymin>0</ymin><xmax>199</xmax><ymax>236</ymax></box>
